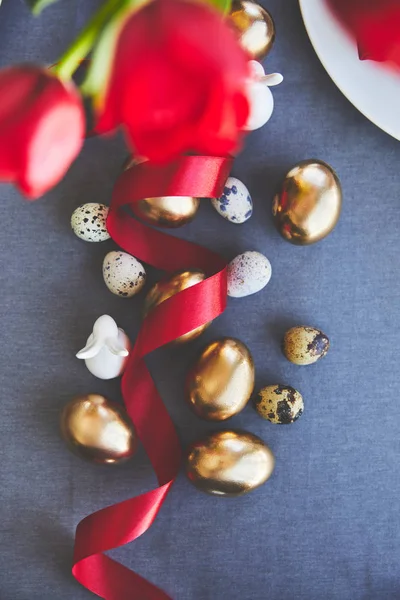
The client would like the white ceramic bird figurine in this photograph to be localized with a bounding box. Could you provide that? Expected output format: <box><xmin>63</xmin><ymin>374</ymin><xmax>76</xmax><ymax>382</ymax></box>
<box><xmin>76</xmin><ymin>315</ymin><xmax>130</xmax><ymax>380</ymax></box>
<box><xmin>244</xmin><ymin>60</ymin><xmax>283</xmax><ymax>131</ymax></box>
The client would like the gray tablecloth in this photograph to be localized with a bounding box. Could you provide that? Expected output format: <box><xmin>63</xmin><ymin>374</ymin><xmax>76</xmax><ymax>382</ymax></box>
<box><xmin>1</xmin><ymin>1</ymin><xmax>400</xmax><ymax>599</ymax></box>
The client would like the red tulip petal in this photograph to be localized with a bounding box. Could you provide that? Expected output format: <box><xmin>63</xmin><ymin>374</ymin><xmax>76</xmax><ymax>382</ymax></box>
<box><xmin>0</xmin><ymin>66</ymin><xmax>85</xmax><ymax>198</ymax></box>
<box><xmin>328</xmin><ymin>0</ymin><xmax>400</xmax><ymax>67</ymax></box>
<box><xmin>21</xmin><ymin>99</ymin><xmax>84</xmax><ymax>198</ymax></box>
<box><xmin>95</xmin><ymin>0</ymin><xmax>250</xmax><ymax>161</ymax></box>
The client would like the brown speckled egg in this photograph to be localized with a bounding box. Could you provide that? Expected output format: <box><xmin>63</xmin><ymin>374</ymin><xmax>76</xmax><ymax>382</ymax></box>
<box><xmin>283</xmin><ymin>326</ymin><xmax>329</xmax><ymax>366</ymax></box>
<box><xmin>254</xmin><ymin>385</ymin><xmax>304</xmax><ymax>424</ymax></box>
<box><xmin>71</xmin><ymin>203</ymin><xmax>110</xmax><ymax>242</ymax></box>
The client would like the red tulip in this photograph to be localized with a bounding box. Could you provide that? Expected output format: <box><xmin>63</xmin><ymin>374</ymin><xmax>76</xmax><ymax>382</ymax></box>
<box><xmin>327</xmin><ymin>0</ymin><xmax>400</xmax><ymax>66</ymax></box>
<box><xmin>0</xmin><ymin>66</ymin><xmax>85</xmax><ymax>198</ymax></box>
<box><xmin>95</xmin><ymin>0</ymin><xmax>250</xmax><ymax>162</ymax></box>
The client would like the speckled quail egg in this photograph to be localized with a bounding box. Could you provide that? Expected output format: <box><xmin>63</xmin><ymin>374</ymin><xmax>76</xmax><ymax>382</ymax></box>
<box><xmin>103</xmin><ymin>251</ymin><xmax>146</xmax><ymax>298</ymax></box>
<box><xmin>254</xmin><ymin>385</ymin><xmax>304</xmax><ymax>424</ymax></box>
<box><xmin>227</xmin><ymin>250</ymin><xmax>271</xmax><ymax>298</ymax></box>
<box><xmin>71</xmin><ymin>203</ymin><xmax>110</xmax><ymax>242</ymax></box>
<box><xmin>283</xmin><ymin>326</ymin><xmax>330</xmax><ymax>365</ymax></box>
<box><xmin>211</xmin><ymin>177</ymin><xmax>253</xmax><ymax>224</ymax></box>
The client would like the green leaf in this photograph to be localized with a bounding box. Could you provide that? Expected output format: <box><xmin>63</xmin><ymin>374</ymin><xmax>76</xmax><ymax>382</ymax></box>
<box><xmin>81</xmin><ymin>0</ymin><xmax>149</xmax><ymax>102</ymax></box>
<box><xmin>25</xmin><ymin>0</ymin><xmax>60</xmax><ymax>15</ymax></box>
<box><xmin>204</xmin><ymin>0</ymin><xmax>231</xmax><ymax>14</ymax></box>
<box><xmin>53</xmin><ymin>0</ymin><xmax>127</xmax><ymax>81</ymax></box>
<box><xmin>80</xmin><ymin>12</ymin><xmax>124</xmax><ymax>101</ymax></box>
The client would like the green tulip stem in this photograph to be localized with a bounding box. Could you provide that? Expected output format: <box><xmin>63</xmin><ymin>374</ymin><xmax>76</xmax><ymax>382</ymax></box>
<box><xmin>52</xmin><ymin>0</ymin><xmax>123</xmax><ymax>81</ymax></box>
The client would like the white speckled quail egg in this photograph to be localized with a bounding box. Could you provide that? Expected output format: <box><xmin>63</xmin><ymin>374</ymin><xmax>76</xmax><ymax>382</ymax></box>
<box><xmin>103</xmin><ymin>251</ymin><xmax>146</xmax><ymax>298</ymax></box>
<box><xmin>71</xmin><ymin>203</ymin><xmax>110</xmax><ymax>242</ymax></box>
<box><xmin>211</xmin><ymin>177</ymin><xmax>253</xmax><ymax>224</ymax></box>
<box><xmin>227</xmin><ymin>251</ymin><xmax>271</xmax><ymax>298</ymax></box>
<box><xmin>283</xmin><ymin>326</ymin><xmax>330</xmax><ymax>365</ymax></box>
<box><xmin>254</xmin><ymin>385</ymin><xmax>304</xmax><ymax>424</ymax></box>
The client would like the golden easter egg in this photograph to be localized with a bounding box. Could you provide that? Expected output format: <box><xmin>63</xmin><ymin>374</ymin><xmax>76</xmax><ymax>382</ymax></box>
<box><xmin>185</xmin><ymin>430</ymin><xmax>275</xmax><ymax>496</ymax></box>
<box><xmin>60</xmin><ymin>394</ymin><xmax>137</xmax><ymax>465</ymax></box>
<box><xmin>229</xmin><ymin>0</ymin><xmax>275</xmax><ymax>60</ymax></box>
<box><xmin>123</xmin><ymin>156</ymin><xmax>199</xmax><ymax>228</ymax></box>
<box><xmin>254</xmin><ymin>385</ymin><xmax>304</xmax><ymax>424</ymax></box>
<box><xmin>283</xmin><ymin>326</ymin><xmax>330</xmax><ymax>365</ymax></box>
<box><xmin>272</xmin><ymin>159</ymin><xmax>342</xmax><ymax>245</ymax></box>
<box><xmin>143</xmin><ymin>269</ymin><xmax>210</xmax><ymax>344</ymax></box>
<box><xmin>131</xmin><ymin>196</ymin><xmax>200</xmax><ymax>229</ymax></box>
<box><xmin>185</xmin><ymin>338</ymin><xmax>255</xmax><ymax>421</ymax></box>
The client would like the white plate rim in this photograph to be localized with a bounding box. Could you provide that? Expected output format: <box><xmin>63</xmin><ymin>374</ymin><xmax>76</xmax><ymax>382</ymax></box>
<box><xmin>299</xmin><ymin>0</ymin><xmax>400</xmax><ymax>141</ymax></box>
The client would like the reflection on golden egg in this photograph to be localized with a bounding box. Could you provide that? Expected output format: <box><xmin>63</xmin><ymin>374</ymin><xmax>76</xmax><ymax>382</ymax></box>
<box><xmin>229</xmin><ymin>0</ymin><xmax>275</xmax><ymax>60</ymax></box>
<box><xmin>60</xmin><ymin>395</ymin><xmax>137</xmax><ymax>465</ymax></box>
<box><xmin>185</xmin><ymin>430</ymin><xmax>275</xmax><ymax>496</ymax></box>
<box><xmin>131</xmin><ymin>196</ymin><xmax>200</xmax><ymax>229</ymax></box>
<box><xmin>185</xmin><ymin>338</ymin><xmax>254</xmax><ymax>421</ymax></box>
<box><xmin>123</xmin><ymin>156</ymin><xmax>199</xmax><ymax>228</ymax></box>
<box><xmin>143</xmin><ymin>269</ymin><xmax>210</xmax><ymax>344</ymax></box>
<box><xmin>272</xmin><ymin>159</ymin><xmax>342</xmax><ymax>245</ymax></box>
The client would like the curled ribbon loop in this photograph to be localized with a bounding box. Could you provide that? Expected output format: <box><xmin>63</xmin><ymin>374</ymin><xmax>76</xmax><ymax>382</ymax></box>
<box><xmin>72</xmin><ymin>155</ymin><xmax>233</xmax><ymax>599</ymax></box>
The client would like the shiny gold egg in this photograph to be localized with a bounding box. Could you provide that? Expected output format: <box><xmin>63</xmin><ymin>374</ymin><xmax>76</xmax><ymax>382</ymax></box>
<box><xmin>283</xmin><ymin>326</ymin><xmax>330</xmax><ymax>365</ymax></box>
<box><xmin>131</xmin><ymin>196</ymin><xmax>200</xmax><ymax>229</ymax></box>
<box><xmin>254</xmin><ymin>385</ymin><xmax>304</xmax><ymax>424</ymax></box>
<box><xmin>185</xmin><ymin>430</ymin><xmax>275</xmax><ymax>496</ymax></box>
<box><xmin>228</xmin><ymin>0</ymin><xmax>275</xmax><ymax>60</ymax></box>
<box><xmin>143</xmin><ymin>269</ymin><xmax>210</xmax><ymax>344</ymax></box>
<box><xmin>123</xmin><ymin>156</ymin><xmax>199</xmax><ymax>228</ymax></box>
<box><xmin>185</xmin><ymin>338</ymin><xmax>255</xmax><ymax>421</ymax></box>
<box><xmin>60</xmin><ymin>394</ymin><xmax>137</xmax><ymax>465</ymax></box>
<box><xmin>272</xmin><ymin>159</ymin><xmax>342</xmax><ymax>245</ymax></box>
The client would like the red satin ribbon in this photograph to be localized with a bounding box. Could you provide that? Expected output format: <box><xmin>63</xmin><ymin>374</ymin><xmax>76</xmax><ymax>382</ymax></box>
<box><xmin>72</xmin><ymin>155</ymin><xmax>233</xmax><ymax>599</ymax></box>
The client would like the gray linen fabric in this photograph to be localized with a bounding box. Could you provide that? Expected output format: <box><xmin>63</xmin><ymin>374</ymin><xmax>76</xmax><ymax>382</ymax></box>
<box><xmin>0</xmin><ymin>1</ymin><xmax>400</xmax><ymax>598</ymax></box>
